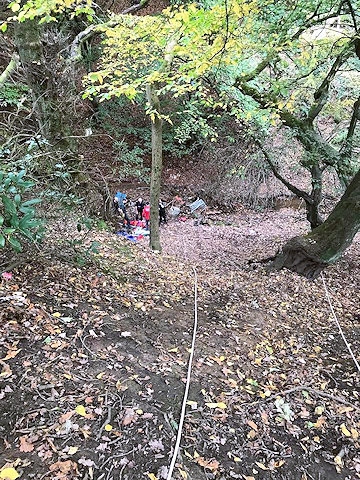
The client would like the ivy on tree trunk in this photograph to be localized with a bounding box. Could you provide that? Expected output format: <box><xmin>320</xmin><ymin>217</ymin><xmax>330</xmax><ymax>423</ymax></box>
<box><xmin>14</xmin><ymin>20</ymin><xmax>76</xmax><ymax>153</ymax></box>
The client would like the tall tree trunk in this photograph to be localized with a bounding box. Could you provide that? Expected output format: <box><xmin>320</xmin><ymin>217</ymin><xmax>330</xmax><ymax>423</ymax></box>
<box><xmin>14</xmin><ymin>20</ymin><xmax>49</xmax><ymax>138</ymax></box>
<box><xmin>146</xmin><ymin>84</ymin><xmax>162</xmax><ymax>252</ymax></box>
<box><xmin>273</xmin><ymin>168</ymin><xmax>360</xmax><ymax>279</ymax></box>
<box><xmin>14</xmin><ymin>21</ymin><xmax>76</xmax><ymax>152</ymax></box>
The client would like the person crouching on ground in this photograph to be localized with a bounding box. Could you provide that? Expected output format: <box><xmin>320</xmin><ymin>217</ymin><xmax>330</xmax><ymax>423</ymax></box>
<box><xmin>114</xmin><ymin>195</ymin><xmax>131</xmax><ymax>232</ymax></box>
<box><xmin>143</xmin><ymin>202</ymin><xmax>150</xmax><ymax>230</ymax></box>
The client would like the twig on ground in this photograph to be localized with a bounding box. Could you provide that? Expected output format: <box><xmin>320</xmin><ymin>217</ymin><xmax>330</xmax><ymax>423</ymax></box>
<box><xmin>98</xmin><ymin>447</ymin><xmax>138</xmax><ymax>471</ymax></box>
<box><xmin>255</xmin><ymin>385</ymin><xmax>360</xmax><ymax>410</ymax></box>
<box><xmin>97</xmin><ymin>392</ymin><xmax>112</xmax><ymax>441</ymax></box>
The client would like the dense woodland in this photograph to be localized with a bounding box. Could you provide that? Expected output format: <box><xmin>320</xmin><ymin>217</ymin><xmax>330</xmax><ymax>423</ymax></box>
<box><xmin>0</xmin><ymin>0</ymin><xmax>360</xmax><ymax>479</ymax></box>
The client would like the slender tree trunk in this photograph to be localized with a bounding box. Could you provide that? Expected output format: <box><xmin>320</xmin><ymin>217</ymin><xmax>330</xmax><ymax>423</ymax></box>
<box><xmin>146</xmin><ymin>84</ymin><xmax>162</xmax><ymax>252</ymax></box>
<box><xmin>305</xmin><ymin>164</ymin><xmax>323</xmax><ymax>229</ymax></box>
<box><xmin>273</xmin><ymin>168</ymin><xmax>360</xmax><ymax>279</ymax></box>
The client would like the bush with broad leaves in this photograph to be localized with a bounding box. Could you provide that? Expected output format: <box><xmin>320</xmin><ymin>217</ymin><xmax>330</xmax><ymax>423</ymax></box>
<box><xmin>0</xmin><ymin>170</ymin><xmax>43</xmax><ymax>252</ymax></box>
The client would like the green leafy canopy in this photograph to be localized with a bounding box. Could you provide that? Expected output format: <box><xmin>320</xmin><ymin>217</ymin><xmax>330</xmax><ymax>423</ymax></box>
<box><xmin>82</xmin><ymin>1</ymin><xmax>258</xmax><ymax>103</ymax></box>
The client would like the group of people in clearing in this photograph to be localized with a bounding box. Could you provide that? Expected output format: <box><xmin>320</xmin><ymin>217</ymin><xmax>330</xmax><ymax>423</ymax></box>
<box><xmin>113</xmin><ymin>192</ymin><xmax>167</xmax><ymax>232</ymax></box>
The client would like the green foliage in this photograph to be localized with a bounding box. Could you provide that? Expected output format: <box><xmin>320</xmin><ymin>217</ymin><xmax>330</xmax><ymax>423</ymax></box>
<box><xmin>0</xmin><ymin>170</ymin><xmax>43</xmax><ymax>252</ymax></box>
<box><xmin>113</xmin><ymin>141</ymin><xmax>150</xmax><ymax>182</ymax></box>
<box><xmin>171</xmin><ymin>98</ymin><xmax>219</xmax><ymax>148</ymax></box>
<box><xmin>0</xmin><ymin>82</ymin><xmax>28</xmax><ymax>107</ymax></box>
<box><xmin>6</xmin><ymin>0</ymin><xmax>95</xmax><ymax>23</ymax></box>
<box><xmin>83</xmin><ymin>0</ymin><xmax>256</xmax><ymax>102</ymax></box>
<box><xmin>96</xmin><ymin>95</ymin><xmax>219</xmax><ymax>161</ymax></box>
<box><xmin>41</xmin><ymin>189</ymin><xmax>85</xmax><ymax>210</ymax></box>
<box><xmin>68</xmin><ymin>217</ymin><xmax>101</xmax><ymax>266</ymax></box>
<box><xmin>81</xmin><ymin>41</ymin><xmax>102</xmax><ymax>72</ymax></box>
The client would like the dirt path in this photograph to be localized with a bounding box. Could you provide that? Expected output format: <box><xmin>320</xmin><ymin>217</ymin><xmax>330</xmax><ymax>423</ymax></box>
<box><xmin>0</xmin><ymin>207</ymin><xmax>359</xmax><ymax>480</ymax></box>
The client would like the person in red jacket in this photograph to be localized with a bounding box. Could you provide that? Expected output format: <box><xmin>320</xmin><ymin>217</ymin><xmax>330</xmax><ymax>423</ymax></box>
<box><xmin>143</xmin><ymin>202</ymin><xmax>150</xmax><ymax>230</ymax></box>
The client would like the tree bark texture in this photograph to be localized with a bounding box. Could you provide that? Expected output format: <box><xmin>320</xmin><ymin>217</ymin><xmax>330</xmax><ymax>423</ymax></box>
<box><xmin>14</xmin><ymin>20</ymin><xmax>49</xmax><ymax>138</ymax></box>
<box><xmin>146</xmin><ymin>84</ymin><xmax>162</xmax><ymax>252</ymax></box>
<box><xmin>273</xmin><ymin>168</ymin><xmax>360</xmax><ymax>279</ymax></box>
<box><xmin>14</xmin><ymin>21</ymin><xmax>76</xmax><ymax>152</ymax></box>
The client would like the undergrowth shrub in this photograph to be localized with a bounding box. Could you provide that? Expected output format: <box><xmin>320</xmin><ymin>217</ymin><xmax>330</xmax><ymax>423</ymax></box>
<box><xmin>0</xmin><ymin>82</ymin><xmax>28</xmax><ymax>108</ymax></box>
<box><xmin>0</xmin><ymin>170</ymin><xmax>43</xmax><ymax>252</ymax></box>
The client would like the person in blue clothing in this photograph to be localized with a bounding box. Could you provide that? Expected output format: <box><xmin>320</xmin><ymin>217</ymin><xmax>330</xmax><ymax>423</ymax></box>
<box><xmin>114</xmin><ymin>192</ymin><xmax>131</xmax><ymax>231</ymax></box>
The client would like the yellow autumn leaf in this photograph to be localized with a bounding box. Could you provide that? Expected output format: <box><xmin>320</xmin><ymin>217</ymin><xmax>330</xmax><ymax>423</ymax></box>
<box><xmin>10</xmin><ymin>3</ymin><xmax>20</xmax><ymax>12</ymax></box>
<box><xmin>179</xmin><ymin>469</ymin><xmax>187</xmax><ymax>479</ymax></box>
<box><xmin>340</xmin><ymin>423</ymin><xmax>351</xmax><ymax>437</ymax></box>
<box><xmin>147</xmin><ymin>474</ymin><xmax>158</xmax><ymax>480</ymax></box>
<box><xmin>351</xmin><ymin>428</ymin><xmax>359</xmax><ymax>440</ymax></box>
<box><xmin>52</xmin><ymin>312</ymin><xmax>61</xmax><ymax>317</ymax></box>
<box><xmin>68</xmin><ymin>446</ymin><xmax>78</xmax><ymax>455</ymax></box>
<box><xmin>205</xmin><ymin>402</ymin><xmax>227</xmax><ymax>410</ymax></box>
<box><xmin>75</xmin><ymin>405</ymin><xmax>86</xmax><ymax>417</ymax></box>
<box><xmin>0</xmin><ymin>467</ymin><xmax>20</xmax><ymax>480</ymax></box>
<box><xmin>104</xmin><ymin>424</ymin><xmax>113</xmax><ymax>431</ymax></box>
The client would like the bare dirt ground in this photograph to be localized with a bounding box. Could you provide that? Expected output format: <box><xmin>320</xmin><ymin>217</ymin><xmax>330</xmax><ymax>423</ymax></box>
<box><xmin>0</xmin><ymin>205</ymin><xmax>359</xmax><ymax>480</ymax></box>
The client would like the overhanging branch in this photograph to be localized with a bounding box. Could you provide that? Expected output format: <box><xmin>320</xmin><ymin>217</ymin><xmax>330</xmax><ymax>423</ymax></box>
<box><xmin>340</xmin><ymin>95</ymin><xmax>360</xmax><ymax>160</ymax></box>
<box><xmin>255</xmin><ymin>139</ymin><xmax>313</xmax><ymax>203</ymax></box>
<box><xmin>69</xmin><ymin>1</ymin><xmax>149</xmax><ymax>62</ymax></box>
<box><xmin>307</xmin><ymin>40</ymin><xmax>354</xmax><ymax>123</ymax></box>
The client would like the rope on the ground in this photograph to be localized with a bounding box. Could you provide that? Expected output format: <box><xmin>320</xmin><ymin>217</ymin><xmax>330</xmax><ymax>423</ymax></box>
<box><xmin>166</xmin><ymin>267</ymin><xmax>199</xmax><ymax>480</ymax></box>
<box><xmin>321</xmin><ymin>272</ymin><xmax>360</xmax><ymax>374</ymax></box>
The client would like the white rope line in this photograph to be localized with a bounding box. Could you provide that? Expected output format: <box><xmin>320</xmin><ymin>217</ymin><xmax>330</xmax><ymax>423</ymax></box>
<box><xmin>166</xmin><ymin>267</ymin><xmax>199</xmax><ymax>480</ymax></box>
<box><xmin>321</xmin><ymin>272</ymin><xmax>360</xmax><ymax>374</ymax></box>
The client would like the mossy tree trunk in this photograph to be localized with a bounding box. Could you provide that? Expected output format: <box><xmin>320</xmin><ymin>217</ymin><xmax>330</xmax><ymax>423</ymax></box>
<box><xmin>14</xmin><ymin>20</ymin><xmax>76</xmax><ymax>153</ymax></box>
<box><xmin>146</xmin><ymin>84</ymin><xmax>162</xmax><ymax>252</ymax></box>
<box><xmin>273</xmin><ymin>168</ymin><xmax>360</xmax><ymax>279</ymax></box>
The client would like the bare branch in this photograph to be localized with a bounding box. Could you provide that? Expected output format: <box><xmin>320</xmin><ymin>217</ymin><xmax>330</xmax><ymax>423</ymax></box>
<box><xmin>237</xmin><ymin>5</ymin><xmax>344</xmax><ymax>83</ymax></box>
<box><xmin>340</xmin><ymin>95</ymin><xmax>360</xmax><ymax>160</ymax></box>
<box><xmin>307</xmin><ymin>40</ymin><xmax>354</xmax><ymax>123</ymax></box>
<box><xmin>255</xmin><ymin>139</ymin><xmax>313</xmax><ymax>203</ymax></box>
<box><xmin>0</xmin><ymin>53</ymin><xmax>20</xmax><ymax>87</ymax></box>
<box><xmin>69</xmin><ymin>2</ymin><xmax>149</xmax><ymax>62</ymax></box>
